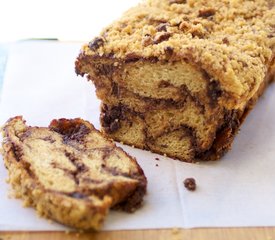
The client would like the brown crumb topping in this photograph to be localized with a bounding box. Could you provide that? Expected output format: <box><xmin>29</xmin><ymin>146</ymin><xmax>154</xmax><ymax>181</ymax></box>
<box><xmin>88</xmin><ymin>37</ymin><xmax>104</xmax><ymax>51</ymax></box>
<box><xmin>153</xmin><ymin>32</ymin><xmax>171</xmax><ymax>44</ymax></box>
<box><xmin>198</xmin><ymin>8</ymin><xmax>216</xmax><ymax>18</ymax></box>
<box><xmin>156</xmin><ymin>23</ymin><xmax>169</xmax><ymax>32</ymax></box>
<box><xmin>81</xmin><ymin>0</ymin><xmax>275</xmax><ymax>108</ymax></box>
<box><xmin>169</xmin><ymin>0</ymin><xmax>186</xmax><ymax>4</ymax></box>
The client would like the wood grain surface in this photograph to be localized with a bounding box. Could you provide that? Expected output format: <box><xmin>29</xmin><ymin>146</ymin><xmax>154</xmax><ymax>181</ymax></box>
<box><xmin>1</xmin><ymin>228</ymin><xmax>275</xmax><ymax>240</ymax></box>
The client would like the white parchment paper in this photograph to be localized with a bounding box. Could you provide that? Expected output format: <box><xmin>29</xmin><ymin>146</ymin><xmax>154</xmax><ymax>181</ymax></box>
<box><xmin>0</xmin><ymin>41</ymin><xmax>275</xmax><ymax>231</ymax></box>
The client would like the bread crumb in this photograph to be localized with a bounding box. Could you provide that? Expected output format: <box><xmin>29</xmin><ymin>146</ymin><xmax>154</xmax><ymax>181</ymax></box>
<box><xmin>183</xmin><ymin>178</ymin><xmax>196</xmax><ymax>191</ymax></box>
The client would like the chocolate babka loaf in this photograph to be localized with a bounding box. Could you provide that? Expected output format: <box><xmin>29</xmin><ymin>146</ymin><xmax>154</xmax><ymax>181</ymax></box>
<box><xmin>75</xmin><ymin>0</ymin><xmax>275</xmax><ymax>162</ymax></box>
<box><xmin>1</xmin><ymin>116</ymin><xmax>147</xmax><ymax>230</ymax></box>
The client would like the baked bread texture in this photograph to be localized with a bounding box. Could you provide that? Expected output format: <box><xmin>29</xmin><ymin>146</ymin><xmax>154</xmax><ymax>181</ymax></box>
<box><xmin>75</xmin><ymin>0</ymin><xmax>275</xmax><ymax>162</ymax></box>
<box><xmin>1</xmin><ymin>116</ymin><xmax>147</xmax><ymax>230</ymax></box>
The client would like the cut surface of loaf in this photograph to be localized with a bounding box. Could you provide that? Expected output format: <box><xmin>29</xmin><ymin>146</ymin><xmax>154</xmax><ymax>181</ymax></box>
<box><xmin>75</xmin><ymin>0</ymin><xmax>275</xmax><ymax>162</ymax></box>
<box><xmin>1</xmin><ymin>116</ymin><xmax>147</xmax><ymax>230</ymax></box>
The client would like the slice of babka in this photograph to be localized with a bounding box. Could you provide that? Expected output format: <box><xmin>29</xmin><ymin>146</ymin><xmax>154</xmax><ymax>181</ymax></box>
<box><xmin>1</xmin><ymin>116</ymin><xmax>147</xmax><ymax>230</ymax></box>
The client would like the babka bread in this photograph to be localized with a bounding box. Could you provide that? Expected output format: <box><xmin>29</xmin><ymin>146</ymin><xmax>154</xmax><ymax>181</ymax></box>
<box><xmin>75</xmin><ymin>0</ymin><xmax>275</xmax><ymax>162</ymax></box>
<box><xmin>1</xmin><ymin>116</ymin><xmax>147</xmax><ymax>230</ymax></box>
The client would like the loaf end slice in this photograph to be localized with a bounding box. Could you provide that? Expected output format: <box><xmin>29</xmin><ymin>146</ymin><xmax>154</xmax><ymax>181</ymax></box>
<box><xmin>1</xmin><ymin>116</ymin><xmax>147</xmax><ymax>230</ymax></box>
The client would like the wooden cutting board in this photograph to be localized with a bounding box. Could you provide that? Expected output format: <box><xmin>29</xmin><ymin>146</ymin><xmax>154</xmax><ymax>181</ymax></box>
<box><xmin>1</xmin><ymin>228</ymin><xmax>275</xmax><ymax>240</ymax></box>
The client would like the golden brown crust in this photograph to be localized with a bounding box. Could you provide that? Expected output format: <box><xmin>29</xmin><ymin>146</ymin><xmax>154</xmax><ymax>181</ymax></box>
<box><xmin>75</xmin><ymin>0</ymin><xmax>275</xmax><ymax>162</ymax></box>
<box><xmin>77</xmin><ymin>0</ymin><xmax>275</xmax><ymax>108</ymax></box>
<box><xmin>1</xmin><ymin>117</ymin><xmax>147</xmax><ymax>230</ymax></box>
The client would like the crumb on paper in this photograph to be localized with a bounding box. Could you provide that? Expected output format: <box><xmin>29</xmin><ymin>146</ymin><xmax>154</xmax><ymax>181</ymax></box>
<box><xmin>155</xmin><ymin>157</ymin><xmax>160</xmax><ymax>161</ymax></box>
<box><xmin>155</xmin><ymin>164</ymin><xmax>159</xmax><ymax>167</ymax></box>
<box><xmin>183</xmin><ymin>178</ymin><xmax>196</xmax><ymax>191</ymax></box>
